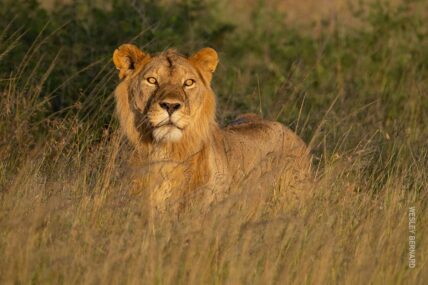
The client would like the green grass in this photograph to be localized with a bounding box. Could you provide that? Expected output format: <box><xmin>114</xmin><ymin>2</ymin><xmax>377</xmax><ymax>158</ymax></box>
<box><xmin>0</xmin><ymin>0</ymin><xmax>427</xmax><ymax>284</ymax></box>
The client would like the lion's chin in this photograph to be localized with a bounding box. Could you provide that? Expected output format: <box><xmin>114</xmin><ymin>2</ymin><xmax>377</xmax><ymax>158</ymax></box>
<box><xmin>152</xmin><ymin>125</ymin><xmax>183</xmax><ymax>143</ymax></box>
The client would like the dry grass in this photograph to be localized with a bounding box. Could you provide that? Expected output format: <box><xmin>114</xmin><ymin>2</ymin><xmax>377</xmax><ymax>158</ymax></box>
<box><xmin>0</xmin><ymin>128</ymin><xmax>426</xmax><ymax>284</ymax></box>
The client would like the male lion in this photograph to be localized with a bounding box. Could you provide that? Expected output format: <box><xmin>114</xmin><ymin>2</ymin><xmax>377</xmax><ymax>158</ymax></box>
<box><xmin>113</xmin><ymin>44</ymin><xmax>311</xmax><ymax>205</ymax></box>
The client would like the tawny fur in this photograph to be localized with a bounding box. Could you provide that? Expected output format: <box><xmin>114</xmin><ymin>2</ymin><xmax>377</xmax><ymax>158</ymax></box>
<box><xmin>113</xmin><ymin>44</ymin><xmax>311</xmax><ymax>206</ymax></box>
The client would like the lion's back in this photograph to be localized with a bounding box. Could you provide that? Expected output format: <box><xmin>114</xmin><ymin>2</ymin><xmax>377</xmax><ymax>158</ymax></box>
<box><xmin>218</xmin><ymin>114</ymin><xmax>311</xmax><ymax>182</ymax></box>
<box><xmin>224</xmin><ymin>114</ymin><xmax>307</xmax><ymax>153</ymax></box>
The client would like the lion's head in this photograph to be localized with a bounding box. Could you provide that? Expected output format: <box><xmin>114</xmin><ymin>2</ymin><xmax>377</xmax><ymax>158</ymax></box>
<box><xmin>113</xmin><ymin>44</ymin><xmax>219</xmax><ymax>150</ymax></box>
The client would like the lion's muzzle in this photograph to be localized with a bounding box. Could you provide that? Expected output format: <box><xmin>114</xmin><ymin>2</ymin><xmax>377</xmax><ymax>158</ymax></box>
<box><xmin>149</xmin><ymin>84</ymin><xmax>188</xmax><ymax>143</ymax></box>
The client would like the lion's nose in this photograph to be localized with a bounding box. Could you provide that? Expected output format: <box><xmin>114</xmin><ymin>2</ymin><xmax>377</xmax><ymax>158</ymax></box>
<box><xmin>159</xmin><ymin>101</ymin><xmax>182</xmax><ymax>116</ymax></box>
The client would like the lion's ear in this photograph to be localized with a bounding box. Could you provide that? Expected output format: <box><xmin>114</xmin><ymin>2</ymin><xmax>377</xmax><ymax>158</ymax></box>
<box><xmin>113</xmin><ymin>44</ymin><xmax>150</xmax><ymax>79</ymax></box>
<box><xmin>190</xmin><ymin>47</ymin><xmax>219</xmax><ymax>73</ymax></box>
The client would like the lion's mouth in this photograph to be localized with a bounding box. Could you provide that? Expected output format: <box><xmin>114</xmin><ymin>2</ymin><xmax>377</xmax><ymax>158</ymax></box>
<box><xmin>154</xmin><ymin>121</ymin><xmax>184</xmax><ymax>130</ymax></box>
<box><xmin>152</xmin><ymin>121</ymin><xmax>184</xmax><ymax>143</ymax></box>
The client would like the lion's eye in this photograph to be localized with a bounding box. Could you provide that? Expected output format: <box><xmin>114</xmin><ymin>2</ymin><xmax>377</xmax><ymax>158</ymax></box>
<box><xmin>146</xmin><ymin>77</ymin><xmax>157</xmax><ymax>85</ymax></box>
<box><xmin>184</xmin><ymin>79</ymin><xmax>195</xmax><ymax>87</ymax></box>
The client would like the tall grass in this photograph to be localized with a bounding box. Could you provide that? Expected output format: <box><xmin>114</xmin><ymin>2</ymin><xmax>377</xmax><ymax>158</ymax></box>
<box><xmin>0</xmin><ymin>0</ymin><xmax>427</xmax><ymax>284</ymax></box>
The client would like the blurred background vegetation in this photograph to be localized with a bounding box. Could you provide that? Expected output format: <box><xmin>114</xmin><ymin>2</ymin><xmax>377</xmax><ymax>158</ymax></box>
<box><xmin>1</xmin><ymin>0</ymin><xmax>427</xmax><ymax>143</ymax></box>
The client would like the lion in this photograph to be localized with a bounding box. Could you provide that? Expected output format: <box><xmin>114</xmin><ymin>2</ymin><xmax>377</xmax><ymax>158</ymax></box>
<box><xmin>113</xmin><ymin>44</ymin><xmax>311</xmax><ymax>206</ymax></box>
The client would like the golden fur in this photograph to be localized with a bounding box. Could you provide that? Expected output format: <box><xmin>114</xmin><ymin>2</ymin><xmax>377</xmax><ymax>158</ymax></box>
<box><xmin>113</xmin><ymin>44</ymin><xmax>311</xmax><ymax>205</ymax></box>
